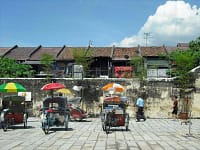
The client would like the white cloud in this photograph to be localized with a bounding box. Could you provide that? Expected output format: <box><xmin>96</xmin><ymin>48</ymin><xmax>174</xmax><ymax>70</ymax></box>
<box><xmin>113</xmin><ymin>0</ymin><xmax>200</xmax><ymax>47</ymax></box>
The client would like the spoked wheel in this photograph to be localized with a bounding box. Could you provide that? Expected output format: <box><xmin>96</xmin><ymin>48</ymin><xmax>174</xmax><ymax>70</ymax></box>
<box><xmin>42</xmin><ymin>122</ymin><xmax>49</xmax><ymax>134</ymax></box>
<box><xmin>64</xmin><ymin>114</ymin><xmax>69</xmax><ymax>130</ymax></box>
<box><xmin>2</xmin><ymin>121</ymin><xmax>9</xmax><ymax>132</ymax></box>
<box><xmin>42</xmin><ymin>117</ymin><xmax>50</xmax><ymax>134</ymax></box>
<box><xmin>104</xmin><ymin>113</ymin><xmax>111</xmax><ymax>134</ymax></box>
<box><xmin>105</xmin><ymin>123</ymin><xmax>110</xmax><ymax>134</ymax></box>
<box><xmin>125</xmin><ymin>124</ymin><xmax>128</xmax><ymax>131</ymax></box>
<box><xmin>1</xmin><ymin>112</ymin><xmax>9</xmax><ymax>132</ymax></box>
<box><xmin>102</xmin><ymin>121</ymin><xmax>105</xmax><ymax>131</ymax></box>
<box><xmin>125</xmin><ymin>114</ymin><xmax>129</xmax><ymax>131</ymax></box>
<box><xmin>101</xmin><ymin>113</ymin><xmax>105</xmax><ymax>131</ymax></box>
<box><xmin>23</xmin><ymin>113</ymin><xmax>28</xmax><ymax>128</ymax></box>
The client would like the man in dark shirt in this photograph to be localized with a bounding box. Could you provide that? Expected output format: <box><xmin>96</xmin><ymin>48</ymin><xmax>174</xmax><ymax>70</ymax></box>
<box><xmin>172</xmin><ymin>95</ymin><xmax>178</xmax><ymax>120</ymax></box>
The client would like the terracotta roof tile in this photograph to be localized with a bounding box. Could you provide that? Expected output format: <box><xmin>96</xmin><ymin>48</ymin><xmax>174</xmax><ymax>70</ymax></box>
<box><xmin>5</xmin><ymin>47</ymin><xmax>37</xmax><ymax>60</ymax></box>
<box><xmin>113</xmin><ymin>47</ymin><xmax>138</xmax><ymax>60</ymax></box>
<box><xmin>30</xmin><ymin>47</ymin><xmax>63</xmax><ymax>60</ymax></box>
<box><xmin>177</xmin><ymin>43</ymin><xmax>189</xmax><ymax>48</ymax></box>
<box><xmin>0</xmin><ymin>47</ymin><xmax>11</xmax><ymax>56</ymax></box>
<box><xmin>92</xmin><ymin>47</ymin><xmax>112</xmax><ymax>57</ymax></box>
<box><xmin>165</xmin><ymin>45</ymin><xmax>189</xmax><ymax>54</ymax></box>
<box><xmin>140</xmin><ymin>46</ymin><xmax>166</xmax><ymax>56</ymax></box>
<box><xmin>1</xmin><ymin>45</ymin><xmax>170</xmax><ymax>61</ymax></box>
<box><xmin>165</xmin><ymin>46</ymin><xmax>178</xmax><ymax>53</ymax></box>
<box><xmin>58</xmin><ymin>47</ymin><xmax>112</xmax><ymax>60</ymax></box>
<box><xmin>58</xmin><ymin>47</ymin><xmax>86</xmax><ymax>60</ymax></box>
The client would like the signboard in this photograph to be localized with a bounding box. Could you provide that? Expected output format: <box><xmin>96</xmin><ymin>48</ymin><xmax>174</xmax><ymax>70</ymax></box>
<box><xmin>114</xmin><ymin>66</ymin><xmax>132</xmax><ymax>78</ymax></box>
<box><xmin>18</xmin><ymin>92</ymin><xmax>32</xmax><ymax>101</ymax></box>
<box><xmin>147</xmin><ymin>69</ymin><xmax>168</xmax><ymax>78</ymax></box>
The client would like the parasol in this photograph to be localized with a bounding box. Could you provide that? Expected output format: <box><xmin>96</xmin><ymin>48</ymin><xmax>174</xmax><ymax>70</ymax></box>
<box><xmin>41</xmin><ymin>82</ymin><xmax>65</xmax><ymax>107</ymax></box>
<box><xmin>56</xmin><ymin>88</ymin><xmax>73</xmax><ymax>97</ymax></box>
<box><xmin>0</xmin><ymin>82</ymin><xmax>26</xmax><ymax>93</ymax></box>
<box><xmin>41</xmin><ymin>82</ymin><xmax>65</xmax><ymax>91</ymax></box>
<box><xmin>101</xmin><ymin>83</ymin><xmax>124</xmax><ymax>93</ymax></box>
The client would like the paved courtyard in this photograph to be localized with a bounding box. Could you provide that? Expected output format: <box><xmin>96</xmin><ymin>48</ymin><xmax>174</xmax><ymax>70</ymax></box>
<box><xmin>0</xmin><ymin>117</ymin><xmax>200</xmax><ymax>150</ymax></box>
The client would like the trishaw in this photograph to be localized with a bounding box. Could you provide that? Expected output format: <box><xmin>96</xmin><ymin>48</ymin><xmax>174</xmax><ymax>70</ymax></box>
<box><xmin>100</xmin><ymin>96</ymin><xmax>129</xmax><ymax>134</ymax></box>
<box><xmin>40</xmin><ymin>96</ymin><xmax>70</xmax><ymax>134</ymax></box>
<box><xmin>67</xmin><ymin>97</ymin><xmax>87</xmax><ymax>121</ymax></box>
<box><xmin>0</xmin><ymin>95</ymin><xmax>28</xmax><ymax>131</ymax></box>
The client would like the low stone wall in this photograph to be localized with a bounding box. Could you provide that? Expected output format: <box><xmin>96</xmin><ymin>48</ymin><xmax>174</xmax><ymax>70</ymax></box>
<box><xmin>0</xmin><ymin>78</ymin><xmax>200</xmax><ymax>118</ymax></box>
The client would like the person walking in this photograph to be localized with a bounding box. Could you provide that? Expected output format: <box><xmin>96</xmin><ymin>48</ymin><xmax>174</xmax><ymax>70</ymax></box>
<box><xmin>136</xmin><ymin>95</ymin><xmax>146</xmax><ymax>122</ymax></box>
<box><xmin>172</xmin><ymin>95</ymin><xmax>178</xmax><ymax>120</ymax></box>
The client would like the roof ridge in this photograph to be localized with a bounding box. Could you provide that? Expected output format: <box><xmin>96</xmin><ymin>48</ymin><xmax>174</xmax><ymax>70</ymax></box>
<box><xmin>2</xmin><ymin>45</ymin><xmax>18</xmax><ymax>57</ymax></box>
<box><xmin>56</xmin><ymin>45</ymin><xmax>66</xmax><ymax>58</ymax></box>
<box><xmin>29</xmin><ymin>45</ymin><xmax>42</xmax><ymax>58</ymax></box>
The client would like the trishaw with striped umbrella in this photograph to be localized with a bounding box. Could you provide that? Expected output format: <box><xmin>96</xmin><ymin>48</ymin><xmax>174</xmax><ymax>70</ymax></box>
<box><xmin>0</xmin><ymin>82</ymin><xmax>28</xmax><ymax>131</ymax></box>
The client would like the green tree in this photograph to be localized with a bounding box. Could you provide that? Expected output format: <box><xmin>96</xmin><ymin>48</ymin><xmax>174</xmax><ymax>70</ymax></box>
<box><xmin>189</xmin><ymin>36</ymin><xmax>200</xmax><ymax>52</ymax></box>
<box><xmin>72</xmin><ymin>47</ymin><xmax>94</xmax><ymax>77</ymax></box>
<box><xmin>169</xmin><ymin>50</ymin><xmax>196</xmax><ymax>88</ymax></box>
<box><xmin>40</xmin><ymin>53</ymin><xmax>54</xmax><ymax>81</ymax></box>
<box><xmin>169</xmin><ymin>36</ymin><xmax>200</xmax><ymax>88</ymax></box>
<box><xmin>130</xmin><ymin>56</ymin><xmax>146</xmax><ymax>80</ymax></box>
<box><xmin>189</xmin><ymin>36</ymin><xmax>200</xmax><ymax>65</ymax></box>
<box><xmin>0</xmin><ymin>57</ymin><xmax>34</xmax><ymax>77</ymax></box>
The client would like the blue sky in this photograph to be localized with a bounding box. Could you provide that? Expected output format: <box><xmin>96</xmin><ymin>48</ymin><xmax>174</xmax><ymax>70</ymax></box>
<box><xmin>0</xmin><ymin>0</ymin><xmax>200</xmax><ymax>47</ymax></box>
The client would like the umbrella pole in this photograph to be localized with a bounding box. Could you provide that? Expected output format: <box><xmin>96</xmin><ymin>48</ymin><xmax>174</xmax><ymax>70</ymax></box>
<box><xmin>50</xmin><ymin>90</ymin><xmax>54</xmax><ymax>108</ymax></box>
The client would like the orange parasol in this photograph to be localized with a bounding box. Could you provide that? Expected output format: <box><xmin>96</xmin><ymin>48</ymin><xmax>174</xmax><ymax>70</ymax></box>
<box><xmin>101</xmin><ymin>83</ymin><xmax>124</xmax><ymax>93</ymax></box>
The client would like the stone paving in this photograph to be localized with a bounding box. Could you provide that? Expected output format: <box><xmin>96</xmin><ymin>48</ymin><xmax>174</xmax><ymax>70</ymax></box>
<box><xmin>0</xmin><ymin>117</ymin><xmax>200</xmax><ymax>150</ymax></box>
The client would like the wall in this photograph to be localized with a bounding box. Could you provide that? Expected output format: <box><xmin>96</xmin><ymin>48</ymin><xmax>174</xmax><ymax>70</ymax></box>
<box><xmin>0</xmin><ymin>77</ymin><xmax>200</xmax><ymax>118</ymax></box>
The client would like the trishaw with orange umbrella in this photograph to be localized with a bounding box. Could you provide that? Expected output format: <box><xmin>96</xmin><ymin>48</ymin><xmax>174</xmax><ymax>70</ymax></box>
<box><xmin>0</xmin><ymin>82</ymin><xmax>28</xmax><ymax>131</ymax></box>
<box><xmin>40</xmin><ymin>82</ymin><xmax>70</xmax><ymax>134</ymax></box>
<box><xmin>101</xmin><ymin>83</ymin><xmax>129</xmax><ymax>134</ymax></box>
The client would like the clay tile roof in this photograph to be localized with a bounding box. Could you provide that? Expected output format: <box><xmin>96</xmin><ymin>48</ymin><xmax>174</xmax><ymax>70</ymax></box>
<box><xmin>166</xmin><ymin>43</ymin><xmax>189</xmax><ymax>54</ymax></box>
<box><xmin>58</xmin><ymin>47</ymin><xmax>86</xmax><ymax>60</ymax></box>
<box><xmin>0</xmin><ymin>47</ymin><xmax>12</xmax><ymax>56</ymax></box>
<box><xmin>5</xmin><ymin>47</ymin><xmax>37</xmax><ymax>60</ymax></box>
<box><xmin>30</xmin><ymin>47</ymin><xmax>62</xmax><ymax>60</ymax></box>
<box><xmin>58</xmin><ymin>47</ymin><xmax>112</xmax><ymax>60</ymax></box>
<box><xmin>140</xmin><ymin>46</ymin><xmax>166</xmax><ymax>57</ymax></box>
<box><xmin>165</xmin><ymin>46</ymin><xmax>177</xmax><ymax>53</ymax></box>
<box><xmin>92</xmin><ymin>47</ymin><xmax>112</xmax><ymax>57</ymax></box>
<box><xmin>112</xmin><ymin>47</ymin><xmax>138</xmax><ymax>60</ymax></box>
<box><xmin>177</xmin><ymin>43</ymin><xmax>189</xmax><ymax>48</ymax></box>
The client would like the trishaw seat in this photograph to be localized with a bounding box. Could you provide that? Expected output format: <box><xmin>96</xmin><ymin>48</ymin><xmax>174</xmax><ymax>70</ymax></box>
<box><xmin>115</xmin><ymin>109</ymin><xmax>124</xmax><ymax>114</ymax></box>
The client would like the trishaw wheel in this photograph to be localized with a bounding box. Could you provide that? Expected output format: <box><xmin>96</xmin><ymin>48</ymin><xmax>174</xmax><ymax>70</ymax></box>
<box><xmin>78</xmin><ymin>117</ymin><xmax>83</xmax><ymax>121</ymax></box>
<box><xmin>105</xmin><ymin>124</ymin><xmax>110</xmax><ymax>134</ymax></box>
<box><xmin>64</xmin><ymin>115</ymin><xmax>69</xmax><ymax>130</ymax></box>
<box><xmin>102</xmin><ymin>122</ymin><xmax>105</xmax><ymax>131</ymax></box>
<box><xmin>2</xmin><ymin>122</ymin><xmax>8</xmax><ymax>132</ymax></box>
<box><xmin>105</xmin><ymin>113</ymin><xmax>112</xmax><ymax>134</ymax></box>
<box><xmin>43</xmin><ymin>122</ymin><xmax>49</xmax><ymax>134</ymax></box>
<box><xmin>1</xmin><ymin>112</ymin><xmax>8</xmax><ymax>131</ymax></box>
<box><xmin>23</xmin><ymin>113</ymin><xmax>28</xmax><ymax>128</ymax></box>
<box><xmin>125</xmin><ymin>125</ymin><xmax>128</xmax><ymax>131</ymax></box>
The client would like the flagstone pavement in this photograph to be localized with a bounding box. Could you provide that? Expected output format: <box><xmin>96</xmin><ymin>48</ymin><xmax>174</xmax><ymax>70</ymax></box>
<box><xmin>0</xmin><ymin>117</ymin><xmax>200</xmax><ymax>150</ymax></box>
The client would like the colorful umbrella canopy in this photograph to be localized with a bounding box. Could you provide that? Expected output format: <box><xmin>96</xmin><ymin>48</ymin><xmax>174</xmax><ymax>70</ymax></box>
<box><xmin>56</xmin><ymin>88</ymin><xmax>73</xmax><ymax>96</ymax></box>
<box><xmin>0</xmin><ymin>82</ymin><xmax>26</xmax><ymax>93</ymax></box>
<box><xmin>102</xmin><ymin>83</ymin><xmax>124</xmax><ymax>92</ymax></box>
<box><xmin>41</xmin><ymin>83</ymin><xmax>65</xmax><ymax>91</ymax></box>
